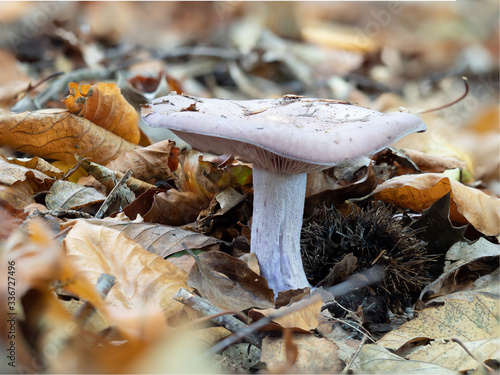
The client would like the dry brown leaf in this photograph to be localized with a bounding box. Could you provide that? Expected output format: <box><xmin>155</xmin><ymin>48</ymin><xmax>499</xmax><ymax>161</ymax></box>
<box><xmin>402</xmin><ymin>148</ymin><xmax>467</xmax><ymax>173</ymax></box>
<box><xmin>80</xmin><ymin>218</ymin><xmax>223</xmax><ymax>257</ymax></box>
<box><xmin>46</xmin><ymin>180</ymin><xmax>105</xmax><ymax>211</ymax></box>
<box><xmin>1</xmin><ymin>110</ymin><xmax>140</xmax><ymax>164</ymax></box>
<box><xmin>377</xmin><ymin>294</ymin><xmax>499</xmax><ymax>351</ymax></box>
<box><xmin>261</xmin><ymin>334</ymin><xmax>342</xmax><ymax>373</ymax></box>
<box><xmin>250</xmin><ymin>296</ymin><xmax>323</xmax><ymax>331</ymax></box>
<box><xmin>63</xmin><ymin>82</ymin><xmax>141</xmax><ymax>144</ymax></box>
<box><xmin>136</xmin><ymin>151</ymin><xmax>232</xmax><ymax>226</ymax></box>
<box><xmin>62</xmin><ymin>219</ymin><xmax>188</xmax><ymax>318</ymax></box>
<box><xmin>4</xmin><ymin>156</ymin><xmax>65</xmax><ymax>179</ymax></box>
<box><xmin>106</xmin><ymin>139</ymin><xmax>179</xmax><ymax>182</ymax></box>
<box><xmin>0</xmin><ymin>180</ymin><xmax>34</xmax><ymax>208</ymax></box>
<box><xmin>0</xmin><ymin>156</ymin><xmax>56</xmax><ymax>192</ymax></box>
<box><xmin>188</xmin><ymin>250</ymin><xmax>275</xmax><ymax>311</ymax></box>
<box><xmin>145</xmin><ymin>189</ymin><xmax>207</xmax><ymax>226</ymax></box>
<box><xmin>373</xmin><ymin>173</ymin><xmax>500</xmax><ymax>236</ymax></box>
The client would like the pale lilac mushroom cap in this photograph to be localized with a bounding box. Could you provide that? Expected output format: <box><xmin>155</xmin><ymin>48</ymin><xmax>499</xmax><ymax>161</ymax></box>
<box><xmin>142</xmin><ymin>94</ymin><xmax>426</xmax><ymax>296</ymax></box>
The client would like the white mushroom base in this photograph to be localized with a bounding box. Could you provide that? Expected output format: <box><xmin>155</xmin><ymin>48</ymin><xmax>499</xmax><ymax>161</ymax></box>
<box><xmin>251</xmin><ymin>167</ymin><xmax>311</xmax><ymax>295</ymax></box>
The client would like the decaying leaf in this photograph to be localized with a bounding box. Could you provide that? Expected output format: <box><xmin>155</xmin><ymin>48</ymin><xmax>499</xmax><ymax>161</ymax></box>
<box><xmin>188</xmin><ymin>250</ymin><xmax>274</xmax><ymax>311</ymax></box>
<box><xmin>63</xmin><ymin>82</ymin><xmax>141</xmax><ymax>144</ymax></box>
<box><xmin>373</xmin><ymin>173</ymin><xmax>500</xmax><ymax>236</ymax></box>
<box><xmin>62</xmin><ymin>219</ymin><xmax>189</xmax><ymax>318</ymax></box>
<box><xmin>46</xmin><ymin>180</ymin><xmax>105</xmax><ymax>211</ymax></box>
<box><xmin>377</xmin><ymin>294</ymin><xmax>499</xmax><ymax>351</ymax></box>
<box><xmin>1</xmin><ymin>110</ymin><xmax>141</xmax><ymax>164</ymax></box>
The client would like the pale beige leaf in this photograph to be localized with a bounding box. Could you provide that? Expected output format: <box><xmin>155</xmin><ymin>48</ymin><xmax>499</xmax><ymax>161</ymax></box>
<box><xmin>407</xmin><ymin>338</ymin><xmax>500</xmax><ymax>372</ymax></box>
<box><xmin>378</xmin><ymin>294</ymin><xmax>499</xmax><ymax>351</ymax></box>
<box><xmin>62</xmin><ymin>220</ymin><xmax>188</xmax><ymax>318</ymax></box>
<box><xmin>352</xmin><ymin>344</ymin><xmax>456</xmax><ymax>374</ymax></box>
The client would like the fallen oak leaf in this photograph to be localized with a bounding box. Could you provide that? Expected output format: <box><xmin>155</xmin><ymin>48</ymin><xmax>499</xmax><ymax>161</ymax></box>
<box><xmin>63</xmin><ymin>82</ymin><xmax>141</xmax><ymax>144</ymax></box>
<box><xmin>373</xmin><ymin>173</ymin><xmax>500</xmax><ymax>236</ymax></box>
<box><xmin>0</xmin><ymin>109</ymin><xmax>140</xmax><ymax>164</ymax></box>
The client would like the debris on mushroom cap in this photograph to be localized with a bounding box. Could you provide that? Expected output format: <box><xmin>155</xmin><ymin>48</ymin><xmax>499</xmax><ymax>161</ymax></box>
<box><xmin>142</xmin><ymin>94</ymin><xmax>426</xmax><ymax>174</ymax></box>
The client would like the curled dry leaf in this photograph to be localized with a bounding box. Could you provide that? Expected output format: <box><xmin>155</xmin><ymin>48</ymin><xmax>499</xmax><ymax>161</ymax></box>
<box><xmin>63</xmin><ymin>82</ymin><xmax>141</xmax><ymax>144</ymax></box>
<box><xmin>188</xmin><ymin>250</ymin><xmax>275</xmax><ymax>311</ymax></box>
<box><xmin>106</xmin><ymin>139</ymin><xmax>180</xmax><ymax>182</ymax></box>
<box><xmin>0</xmin><ymin>110</ymin><xmax>140</xmax><ymax>164</ymax></box>
<box><xmin>250</xmin><ymin>295</ymin><xmax>323</xmax><ymax>331</ymax></box>
<box><xmin>373</xmin><ymin>173</ymin><xmax>500</xmax><ymax>236</ymax></box>
<box><xmin>0</xmin><ymin>156</ymin><xmax>56</xmax><ymax>192</ymax></box>
<box><xmin>402</xmin><ymin>148</ymin><xmax>467</xmax><ymax>174</ymax></box>
<box><xmin>62</xmin><ymin>219</ymin><xmax>188</xmax><ymax>318</ymax></box>
<box><xmin>131</xmin><ymin>151</ymin><xmax>234</xmax><ymax>226</ymax></box>
<box><xmin>46</xmin><ymin>180</ymin><xmax>106</xmax><ymax>211</ymax></box>
<box><xmin>3</xmin><ymin>156</ymin><xmax>65</xmax><ymax>179</ymax></box>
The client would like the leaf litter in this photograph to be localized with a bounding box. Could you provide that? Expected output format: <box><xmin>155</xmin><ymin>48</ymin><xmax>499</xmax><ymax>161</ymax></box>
<box><xmin>0</xmin><ymin>2</ymin><xmax>499</xmax><ymax>373</ymax></box>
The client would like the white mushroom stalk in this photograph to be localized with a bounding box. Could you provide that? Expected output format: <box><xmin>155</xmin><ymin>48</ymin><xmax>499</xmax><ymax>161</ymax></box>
<box><xmin>141</xmin><ymin>94</ymin><xmax>427</xmax><ymax>297</ymax></box>
<box><xmin>251</xmin><ymin>168</ymin><xmax>309</xmax><ymax>292</ymax></box>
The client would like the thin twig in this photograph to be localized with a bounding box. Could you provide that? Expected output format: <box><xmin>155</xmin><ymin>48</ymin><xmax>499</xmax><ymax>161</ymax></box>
<box><xmin>419</xmin><ymin>77</ymin><xmax>469</xmax><ymax>114</ymax></box>
<box><xmin>174</xmin><ymin>287</ymin><xmax>264</xmax><ymax>349</ymax></box>
<box><xmin>73</xmin><ymin>273</ymin><xmax>116</xmax><ymax>324</ymax></box>
<box><xmin>201</xmin><ymin>293</ymin><xmax>322</xmax><ymax>359</ymax></box>
<box><xmin>342</xmin><ymin>334</ymin><xmax>368</xmax><ymax>373</ymax></box>
<box><xmin>95</xmin><ymin>169</ymin><xmax>133</xmax><ymax>218</ymax></box>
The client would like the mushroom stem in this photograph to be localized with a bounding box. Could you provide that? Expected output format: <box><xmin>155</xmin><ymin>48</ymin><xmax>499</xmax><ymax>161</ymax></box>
<box><xmin>251</xmin><ymin>167</ymin><xmax>310</xmax><ymax>295</ymax></box>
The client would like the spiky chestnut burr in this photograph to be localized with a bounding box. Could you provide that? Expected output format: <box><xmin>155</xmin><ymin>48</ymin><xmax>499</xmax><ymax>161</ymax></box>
<box><xmin>301</xmin><ymin>204</ymin><xmax>432</xmax><ymax>321</ymax></box>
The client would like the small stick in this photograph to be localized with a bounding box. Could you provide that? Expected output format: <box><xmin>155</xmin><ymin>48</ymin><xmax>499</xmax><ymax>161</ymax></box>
<box><xmin>73</xmin><ymin>273</ymin><xmax>116</xmax><ymax>324</ymax></box>
<box><xmin>451</xmin><ymin>338</ymin><xmax>494</xmax><ymax>373</ymax></box>
<box><xmin>174</xmin><ymin>287</ymin><xmax>265</xmax><ymax>349</ymax></box>
<box><xmin>201</xmin><ymin>293</ymin><xmax>322</xmax><ymax>358</ymax></box>
<box><xmin>342</xmin><ymin>334</ymin><xmax>368</xmax><ymax>373</ymax></box>
<box><xmin>95</xmin><ymin>169</ymin><xmax>133</xmax><ymax>218</ymax></box>
<box><xmin>419</xmin><ymin>77</ymin><xmax>469</xmax><ymax>114</ymax></box>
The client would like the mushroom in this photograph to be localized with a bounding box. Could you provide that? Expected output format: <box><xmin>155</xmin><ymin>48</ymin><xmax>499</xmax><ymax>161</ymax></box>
<box><xmin>141</xmin><ymin>94</ymin><xmax>426</xmax><ymax>295</ymax></box>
